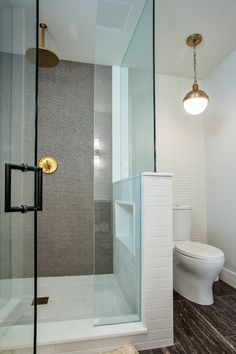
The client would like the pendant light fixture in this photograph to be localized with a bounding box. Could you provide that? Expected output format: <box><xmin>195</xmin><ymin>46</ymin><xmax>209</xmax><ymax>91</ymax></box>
<box><xmin>183</xmin><ymin>34</ymin><xmax>209</xmax><ymax>115</ymax></box>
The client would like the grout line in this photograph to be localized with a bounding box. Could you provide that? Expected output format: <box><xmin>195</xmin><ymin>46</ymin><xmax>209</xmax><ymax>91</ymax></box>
<box><xmin>173</xmin><ymin>286</ymin><xmax>236</xmax><ymax>353</ymax></box>
<box><xmin>217</xmin><ymin>294</ymin><xmax>236</xmax><ymax>298</ymax></box>
<box><xmin>216</xmin><ymin>296</ymin><xmax>236</xmax><ymax>314</ymax></box>
<box><xmin>173</xmin><ymin>325</ymin><xmax>189</xmax><ymax>354</ymax></box>
<box><xmin>225</xmin><ymin>335</ymin><xmax>236</xmax><ymax>352</ymax></box>
<box><xmin>178</xmin><ymin>342</ymin><xmax>187</xmax><ymax>354</ymax></box>
<box><xmin>186</xmin><ymin>300</ymin><xmax>236</xmax><ymax>353</ymax></box>
<box><xmin>223</xmin><ymin>337</ymin><xmax>236</xmax><ymax>352</ymax></box>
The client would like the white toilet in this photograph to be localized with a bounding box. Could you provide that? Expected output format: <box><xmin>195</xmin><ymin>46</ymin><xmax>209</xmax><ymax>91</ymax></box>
<box><xmin>173</xmin><ymin>206</ymin><xmax>225</xmax><ymax>305</ymax></box>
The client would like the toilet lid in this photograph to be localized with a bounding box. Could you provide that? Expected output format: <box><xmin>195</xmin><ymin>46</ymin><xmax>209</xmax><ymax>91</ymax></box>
<box><xmin>175</xmin><ymin>241</ymin><xmax>224</xmax><ymax>261</ymax></box>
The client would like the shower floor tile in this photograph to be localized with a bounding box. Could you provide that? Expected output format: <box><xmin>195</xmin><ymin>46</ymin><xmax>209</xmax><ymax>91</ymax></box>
<box><xmin>9</xmin><ymin>274</ymin><xmax>134</xmax><ymax>326</ymax></box>
<box><xmin>94</xmin><ymin>275</ymin><xmax>133</xmax><ymax>320</ymax></box>
<box><xmin>35</xmin><ymin>274</ymin><xmax>134</xmax><ymax>323</ymax></box>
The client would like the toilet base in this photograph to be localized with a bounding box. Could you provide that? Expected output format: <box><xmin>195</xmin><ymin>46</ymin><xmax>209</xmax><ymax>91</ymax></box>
<box><xmin>174</xmin><ymin>251</ymin><xmax>225</xmax><ymax>305</ymax></box>
<box><xmin>174</xmin><ymin>273</ymin><xmax>214</xmax><ymax>305</ymax></box>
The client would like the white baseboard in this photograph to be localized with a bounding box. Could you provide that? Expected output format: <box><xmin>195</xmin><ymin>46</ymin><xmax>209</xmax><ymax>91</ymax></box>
<box><xmin>220</xmin><ymin>267</ymin><xmax>236</xmax><ymax>288</ymax></box>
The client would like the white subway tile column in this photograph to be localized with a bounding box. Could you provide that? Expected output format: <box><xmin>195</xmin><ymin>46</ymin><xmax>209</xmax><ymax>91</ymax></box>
<box><xmin>138</xmin><ymin>172</ymin><xmax>173</xmax><ymax>350</ymax></box>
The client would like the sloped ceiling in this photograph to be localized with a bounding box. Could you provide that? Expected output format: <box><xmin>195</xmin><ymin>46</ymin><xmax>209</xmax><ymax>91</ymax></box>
<box><xmin>155</xmin><ymin>0</ymin><xmax>236</xmax><ymax>78</ymax></box>
<box><xmin>39</xmin><ymin>0</ymin><xmax>146</xmax><ymax>66</ymax></box>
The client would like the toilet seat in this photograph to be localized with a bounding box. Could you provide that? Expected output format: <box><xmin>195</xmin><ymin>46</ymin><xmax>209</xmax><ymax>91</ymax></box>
<box><xmin>175</xmin><ymin>241</ymin><xmax>224</xmax><ymax>261</ymax></box>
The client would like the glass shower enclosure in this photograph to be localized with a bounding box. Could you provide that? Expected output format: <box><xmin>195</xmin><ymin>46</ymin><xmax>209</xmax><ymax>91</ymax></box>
<box><xmin>0</xmin><ymin>0</ymin><xmax>38</xmax><ymax>352</ymax></box>
<box><xmin>0</xmin><ymin>0</ymin><xmax>155</xmax><ymax>350</ymax></box>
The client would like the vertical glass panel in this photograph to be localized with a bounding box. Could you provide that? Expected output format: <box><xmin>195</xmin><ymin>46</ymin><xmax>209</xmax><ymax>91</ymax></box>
<box><xmin>120</xmin><ymin>0</ymin><xmax>155</xmax><ymax>178</ymax></box>
<box><xmin>94</xmin><ymin>0</ymin><xmax>154</xmax><ymax>326</ymax></box>
<box><xmin>112</xmin><ymin>176</ymin><xmax>141</xmax><ymax>323</ymax></box>
<box><xmin>0</xmin><ymin>1</ymin><xmax>12</xmax><ymax>314</ymax></box>
<box><xmin>93</xmin><ymin>59</ymin><xmax>114</xmax><ymax>325</ymax></box>
<box><xmin>0</xmin><ymin>0</ymin><xmax>37</xmax><ymax>351</ymax></box>
<box><xmin>94</xmin><ymin>176</ymin><xmax>141</xmax><ymax>326</ymax></box>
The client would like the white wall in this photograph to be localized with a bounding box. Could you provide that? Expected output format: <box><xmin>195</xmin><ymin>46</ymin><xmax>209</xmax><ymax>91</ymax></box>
<box><xmin>204</xmin><ymin>49</ymin><xmax>236</xmax><ymax>285</ymax></box>
<box><xmin>156</xmin><ymin>59</ymin><xmax>236</xmax><ymax>287</ymax></box>
<box><xmin>156</xmin><ymin>74</ymin><xmax>207</xmax><ymax>243</ymax></box>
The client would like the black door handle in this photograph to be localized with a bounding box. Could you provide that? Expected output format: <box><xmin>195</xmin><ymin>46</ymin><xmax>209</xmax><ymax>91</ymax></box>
<box><xmin>5</xmin><ymin>163</ymin><xmax>43</xmax><ymax>213</ymax></box>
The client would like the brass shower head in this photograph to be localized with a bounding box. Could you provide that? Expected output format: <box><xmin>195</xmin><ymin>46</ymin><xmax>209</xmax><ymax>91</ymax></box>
<box><xmin>26</xmin><ymin>22</ymin><xmax>59</xmax><ymax>68</ymax></box>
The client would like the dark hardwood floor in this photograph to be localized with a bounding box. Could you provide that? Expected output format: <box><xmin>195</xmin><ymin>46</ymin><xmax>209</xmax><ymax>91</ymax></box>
<box><xmin>140</xmin><ymin>280</ymin><xmax>236</xmax><ymax>354</ymax></box>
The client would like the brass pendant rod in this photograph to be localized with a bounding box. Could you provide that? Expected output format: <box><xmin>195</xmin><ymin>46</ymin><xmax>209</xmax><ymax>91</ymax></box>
<box><xmin>193</xmin><ymin>45</ymin><xmax>197</xmax><ymax>85</ymax></box>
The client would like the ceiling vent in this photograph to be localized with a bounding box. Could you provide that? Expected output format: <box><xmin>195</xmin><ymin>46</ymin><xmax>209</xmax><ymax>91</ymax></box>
<box><xmin>96</xmin><ymin>0</ymin><xmax>131</xmax><ymax>31</ymax></box>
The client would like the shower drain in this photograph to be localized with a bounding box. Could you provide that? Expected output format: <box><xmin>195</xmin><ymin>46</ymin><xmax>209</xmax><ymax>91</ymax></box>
<box><xmin>32</xmin><ymin>297</ymin><xmax>49</xmax><ymax>305</ymax></box>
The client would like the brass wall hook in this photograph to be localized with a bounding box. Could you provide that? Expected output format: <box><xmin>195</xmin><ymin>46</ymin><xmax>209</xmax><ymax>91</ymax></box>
<box><xmin>39</xmin><ymin>156</ymin><xmax>58</xmax><ymax>174</ymax></box>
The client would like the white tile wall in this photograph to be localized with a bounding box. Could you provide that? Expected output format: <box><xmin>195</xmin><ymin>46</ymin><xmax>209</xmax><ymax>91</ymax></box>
<box><xmin>141</xmin><ymin>173</ymin><xmax>173</xmax><ymax>346</ymax></box>
<box><xmin>113</xmin><ymin>176</ymin><xmax>141</xmax><ymax>315</ymax></box>
<box><xmin>156</xmin><ymin>74</ymin><xmax>207</xmax><ymax>243</ymax></box>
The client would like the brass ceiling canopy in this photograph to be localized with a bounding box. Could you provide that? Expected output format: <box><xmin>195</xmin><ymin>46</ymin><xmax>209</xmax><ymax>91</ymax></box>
<box><xmin>186</xmin><ymin>33</ymin><xmax>202</xmax><ymax>47</ymax></box>
<box><xmin>26</xmin><ymin>22</ymin><xmax>59</xmax><ymax>68</ymax></box>
<box><xmin>39</xmin><ymin>156</ymin><xmax>58</xmax><ymax>174</ymax></box>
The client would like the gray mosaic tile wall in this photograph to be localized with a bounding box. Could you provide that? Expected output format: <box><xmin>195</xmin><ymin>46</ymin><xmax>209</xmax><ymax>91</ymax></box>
<box><xmin>94</xmin><ymin>65</ymin><xmax>112</xmax><ymax>201</ymax></box>
<box><xmin>95</xmin><ymin>201</ymin><xmax>113</xmax><ymax>274</ymax></box>
<box><xmin>94</xmin><ymin>65</ymin><xmax>113</xmax><ymax>274</ymax></box>
<box><xmin>37</xmin><ymin>60</ymin><xmax>94</xmax><ymax>277</ymax></box>
<box><xmin>37</xmin><ymin>61</ymin><xmax>113</xmax><ymax>277</ymax></box>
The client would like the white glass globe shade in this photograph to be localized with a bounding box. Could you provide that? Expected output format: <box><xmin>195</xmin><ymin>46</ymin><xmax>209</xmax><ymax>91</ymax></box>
<box><xmin>183</xmin><ymin>96</ymin><xmax>208</xmax><ymax>115</ymax></box>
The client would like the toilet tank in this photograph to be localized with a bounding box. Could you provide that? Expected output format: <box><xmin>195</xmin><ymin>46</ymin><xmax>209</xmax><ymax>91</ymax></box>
<box><xmin>173</xmin><ymin>206</ymin><xmax>192</xmax><ymax>241</ymax></box>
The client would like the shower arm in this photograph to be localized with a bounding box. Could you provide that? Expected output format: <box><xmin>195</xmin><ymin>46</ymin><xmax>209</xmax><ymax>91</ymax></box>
<box><xmin>40</xmin><ymin>23</ymin><xmax>47</xmax><ymax>48</ymax></box>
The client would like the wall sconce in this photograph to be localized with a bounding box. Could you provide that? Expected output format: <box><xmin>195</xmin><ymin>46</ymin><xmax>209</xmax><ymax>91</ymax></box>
<box><xmin>94</xmin><ymin>138</ymin><xmax>100</xmax><ymax>167</ymax></box>
<box><xmin>183</xmin><ymin>34</ymin><xmax>209</xmax><ymax>115</ymax></box>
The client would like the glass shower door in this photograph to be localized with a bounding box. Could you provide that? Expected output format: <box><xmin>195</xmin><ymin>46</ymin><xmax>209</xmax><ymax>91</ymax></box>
<box><xmin>0</xmin><ymin>0</ymin><xmax>38</xmax><ymax>352</ymax></box>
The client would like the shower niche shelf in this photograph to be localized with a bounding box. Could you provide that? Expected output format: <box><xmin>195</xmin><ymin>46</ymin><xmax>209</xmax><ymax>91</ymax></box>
<box><xmin>115</xmin><ymin>200</ymin><xmax>135</xmax><ymax>256</ymax></box>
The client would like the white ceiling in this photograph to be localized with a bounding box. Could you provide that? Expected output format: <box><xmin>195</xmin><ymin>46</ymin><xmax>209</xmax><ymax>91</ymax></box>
<box><xmin>155</xmin><ymin>0</ymin><xmax>236</xmax><ymax>79</ymax></box>
<box><xmin>36</xmin><ymin>0</ymin><xmax>236</xmax><ymax>77</ymax></box>
<box><xmin>39</xmin><ymin>0</ymin><xmax>146</xmax><ymax>66</ymax></box>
